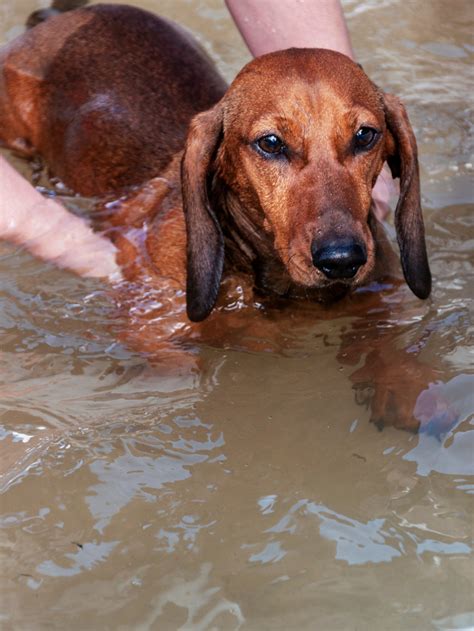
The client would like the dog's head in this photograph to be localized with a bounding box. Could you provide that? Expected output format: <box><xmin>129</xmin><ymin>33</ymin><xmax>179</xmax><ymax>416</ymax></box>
<box><xmin>182</xmin><ymin>48</ymin><xmax>431</xmax><ymax>321</ymax></box>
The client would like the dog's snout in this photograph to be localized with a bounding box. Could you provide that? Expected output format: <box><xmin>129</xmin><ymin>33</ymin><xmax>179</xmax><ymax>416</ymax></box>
<box><xmin>311</xmin><ymin>240</ymin><xmax>367</xmax><ymax>280</ymax></box>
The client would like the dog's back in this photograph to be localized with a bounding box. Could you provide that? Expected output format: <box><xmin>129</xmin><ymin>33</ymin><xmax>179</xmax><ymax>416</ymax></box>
<box><xmin>0</xmin><ymin>3</ymin><xmax>227</xmax><ymax>194</ymax></box>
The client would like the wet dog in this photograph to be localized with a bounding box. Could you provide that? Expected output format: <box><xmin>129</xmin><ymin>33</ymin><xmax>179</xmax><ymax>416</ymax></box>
<box><xmin>0</xmin><ymin>3</ymin><xmax>433</xmax><ymax>429</ymax></box>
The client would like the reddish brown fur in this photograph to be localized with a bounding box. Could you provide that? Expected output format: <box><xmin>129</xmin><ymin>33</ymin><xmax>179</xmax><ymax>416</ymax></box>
<box><xmin>0</xmin><ymin>4</ymin><xmax>434</xmax><ymax>430</ymax></box>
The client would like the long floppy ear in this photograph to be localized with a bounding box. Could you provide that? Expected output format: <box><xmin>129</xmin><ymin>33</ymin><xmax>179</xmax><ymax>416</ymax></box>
<box><xmin>181</xmin><ymin>102</ymin><xmax>225</xmax><ymax>322</ymax></box>
<box><xmin>383</xmin><ymin>93</ymin><xmax>431</xmax><ymax>299</ymax></box>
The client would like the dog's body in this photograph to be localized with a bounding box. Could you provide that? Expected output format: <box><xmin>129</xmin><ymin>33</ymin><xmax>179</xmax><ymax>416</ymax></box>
<box><xmin>0</xmin><ymin>3</ymin><xmax>434</xmax><ymax>429</ymax></box>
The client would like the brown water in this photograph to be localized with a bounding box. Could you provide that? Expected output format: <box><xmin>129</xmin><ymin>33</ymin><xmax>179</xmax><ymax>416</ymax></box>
<box><xmin>1</xmin><ymin>1</ymin><xmax>473</xmax><ymax>629</ymax></box>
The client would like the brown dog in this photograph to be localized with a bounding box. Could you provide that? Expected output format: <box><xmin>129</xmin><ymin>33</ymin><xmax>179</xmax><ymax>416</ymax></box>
<box><xmin>0</xmin><ymin>4</ymin><xmax>433</xmax><ymax>429</ymax></box>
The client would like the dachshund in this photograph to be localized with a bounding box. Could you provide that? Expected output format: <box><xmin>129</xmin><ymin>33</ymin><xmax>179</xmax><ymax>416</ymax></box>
<box><xmin>0</xmin><ymin>3</ymin><xmax>433</xmax><ymax>430</ymax></box>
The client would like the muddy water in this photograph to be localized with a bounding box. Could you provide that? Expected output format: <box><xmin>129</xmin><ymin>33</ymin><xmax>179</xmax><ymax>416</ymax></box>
<box><xmin>0</xmin><ymin>0</ymin><xmax>473</xmax><ymax>629</ymax></box>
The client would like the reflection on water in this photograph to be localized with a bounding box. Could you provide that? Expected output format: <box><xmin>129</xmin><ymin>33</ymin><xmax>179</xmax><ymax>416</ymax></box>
<box><xmin>1</xmin><ymin>0</ymin><xmax>473</xmax><ymax>629</ymax></box>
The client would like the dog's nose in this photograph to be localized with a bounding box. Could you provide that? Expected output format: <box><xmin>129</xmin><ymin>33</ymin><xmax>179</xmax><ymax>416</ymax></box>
<box><xmin>311</xmin><ymin>240</ymin><xmax>367</xmax><ymax>279</ymax></box>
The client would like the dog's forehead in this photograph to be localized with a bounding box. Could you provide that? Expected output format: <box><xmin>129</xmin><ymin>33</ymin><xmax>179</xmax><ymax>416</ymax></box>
<box><xmin>225</xmin><ymin>48</ymin><xmax>383</xmax><ymax>128</ymax></box>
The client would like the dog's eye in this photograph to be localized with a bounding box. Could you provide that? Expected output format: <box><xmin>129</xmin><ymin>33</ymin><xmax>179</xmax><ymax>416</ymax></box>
<box><xmin>256</xmin><ymin>134</ymin><xmax>286</xmax><ymax>156</ymax></box>
<box><xmin>354</xmin><ymin>127</ymin><xmax>378</xmax><ymax>150</ymax></box>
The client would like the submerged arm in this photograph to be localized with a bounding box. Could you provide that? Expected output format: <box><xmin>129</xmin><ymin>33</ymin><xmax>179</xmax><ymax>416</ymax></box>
<box><xmin>0</xmin><ymin>155</ymin><xmax>120</xmax><ymax>279</ymax></box>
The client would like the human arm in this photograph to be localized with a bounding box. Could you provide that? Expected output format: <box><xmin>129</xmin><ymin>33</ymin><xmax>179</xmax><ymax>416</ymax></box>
<box><xmin>0</xmin><ymin>155</ymin><xmax>120</xmax><ymax>279</ymax></box>
<box><xmin>225</xmin><ymin>0</ymin><xmax>354</xmax><ymax>58</ymax></box>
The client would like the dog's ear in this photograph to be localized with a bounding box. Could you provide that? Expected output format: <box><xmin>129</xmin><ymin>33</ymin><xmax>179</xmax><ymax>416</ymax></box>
<box><xmin>383</xmin><ymin>93</ymin><xmax>431</xmax><ymax>299</ymax></box>
<box><xmin>181</xmin><ymin>101</ymin><xmax>225</xmax><ymax>322</ymax></box>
